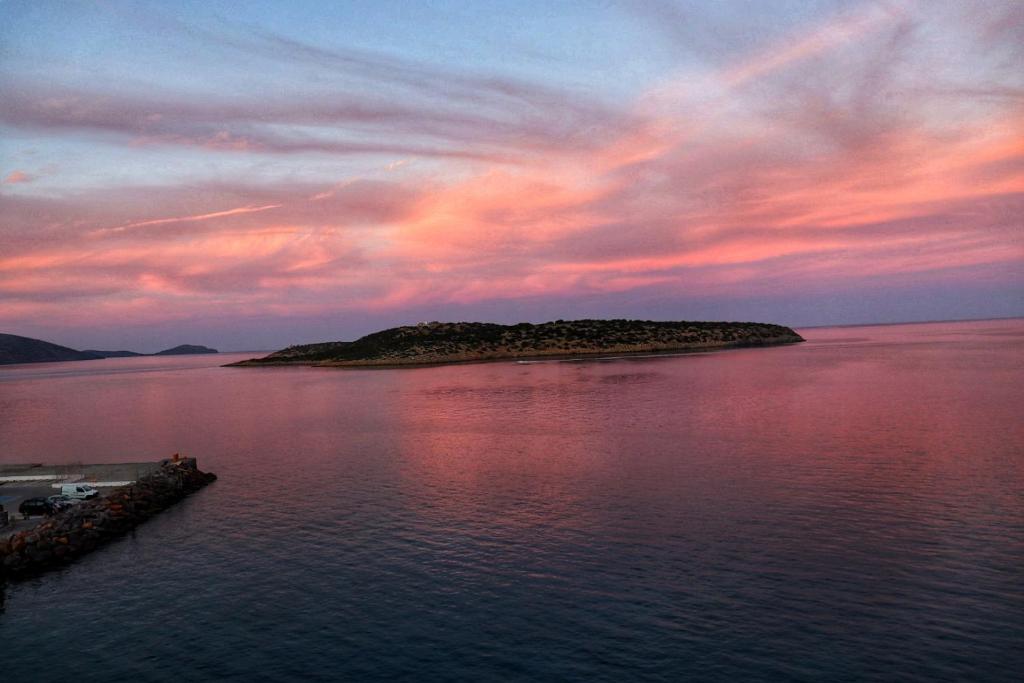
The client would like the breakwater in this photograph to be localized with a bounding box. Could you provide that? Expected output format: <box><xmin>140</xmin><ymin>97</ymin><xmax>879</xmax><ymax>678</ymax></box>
<box><xmin>0</xmin><ymin>458</ymin><xmax>216</xmax><ymax>580</ymax></box>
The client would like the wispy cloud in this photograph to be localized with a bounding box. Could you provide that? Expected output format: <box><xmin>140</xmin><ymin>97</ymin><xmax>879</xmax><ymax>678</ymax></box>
<box><xmin>93</xmin><ymin>204</ymin><xmax>283</xmax><ymax>235</ymax></box>
<box><xmin>0</xmin><ymin>13</ymin><xmax>629</xmax><ymax>165</ymax></box>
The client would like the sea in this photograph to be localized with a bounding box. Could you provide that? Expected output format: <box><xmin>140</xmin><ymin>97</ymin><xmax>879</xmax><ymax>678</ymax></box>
<box><xmin>0</xmin><ymin>319</ymin><xmax>1021</xmax><ymax>681</ymax></box>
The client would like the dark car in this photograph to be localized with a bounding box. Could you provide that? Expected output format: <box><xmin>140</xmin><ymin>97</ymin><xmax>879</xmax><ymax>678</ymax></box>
<box><xmin>47</xmin><ymin>494</ymin><xmax>78</xmax><ymax>512</ymax></box>
<box><xmin>18</xmin><ymin>497</ymin><xmax>54</xmax><ymax>518</ymax></box>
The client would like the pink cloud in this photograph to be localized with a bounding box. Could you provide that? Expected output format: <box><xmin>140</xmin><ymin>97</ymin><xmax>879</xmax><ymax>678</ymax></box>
<box><xmin>0</xmin><ymin>2</ymin><xmax>1022</xmax><ymax>333</ymax></box>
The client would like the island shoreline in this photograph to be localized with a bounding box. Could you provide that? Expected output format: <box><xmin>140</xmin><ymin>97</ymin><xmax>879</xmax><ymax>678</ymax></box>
<box><xmin>226</xmin><ymin>333</ymin><xmax>803</xmax><ymax>369</ymax></box>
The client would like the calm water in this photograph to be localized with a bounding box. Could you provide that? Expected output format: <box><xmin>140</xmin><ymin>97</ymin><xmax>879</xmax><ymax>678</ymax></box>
<box><xmin>1</xmin><ymin>320</ymin><xmax>1022</xmax><ymax>681</ymax></box>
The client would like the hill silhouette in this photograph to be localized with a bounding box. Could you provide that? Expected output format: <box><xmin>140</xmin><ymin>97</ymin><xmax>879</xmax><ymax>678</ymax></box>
<box><xmin>229</xmin><ymin>319</ymin><xmax>804</xmax><ymax>368</ymax></box>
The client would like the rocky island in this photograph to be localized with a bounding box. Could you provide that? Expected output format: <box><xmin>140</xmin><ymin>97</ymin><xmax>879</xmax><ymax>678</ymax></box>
<box><xmin>228</xmin><ymin>319</ymin><xmax>804</xmax><ymax>368</ymax></box>
<box><xmin>152</xmin><ymin>344</ymin><xmax>218</xmax><ymax>356</ymax></box>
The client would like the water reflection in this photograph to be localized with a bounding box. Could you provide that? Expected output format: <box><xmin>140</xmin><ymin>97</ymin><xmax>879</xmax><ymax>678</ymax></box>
<box><xmin>0</xmin><ymin>321</ymin><xmax>1022</xmax><ymax>680</ymax></box>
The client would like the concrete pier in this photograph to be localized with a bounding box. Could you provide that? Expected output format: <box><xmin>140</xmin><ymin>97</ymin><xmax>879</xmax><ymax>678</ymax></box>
<box><xmin>0</xmin><ymin>461</ymin><xmax>163</xmax><ymax>485</ymax></box>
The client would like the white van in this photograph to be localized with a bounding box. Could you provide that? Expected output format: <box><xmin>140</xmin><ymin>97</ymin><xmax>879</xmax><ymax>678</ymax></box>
<box><xmin>61</xmin><ymin>483</ymin><xmax>99</xmax><ymax>499</ymax></box>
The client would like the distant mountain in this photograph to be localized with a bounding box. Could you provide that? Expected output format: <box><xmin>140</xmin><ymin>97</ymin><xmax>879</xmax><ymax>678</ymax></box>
<box><xmin>0</xmin><ymin>333</ymin><xmax>102</xmax><ymax>365</ymax></box>
<box><xmin>82</xmin><ymin>349</ymin><xmax>145</xmax><ymax>358</ymax></box>
<box><xmin>229</xmin><ymin>319</ymin><xmax>804</xmax><ymax>368</ymax></box>
<box><xmin>154</xmin><ymin>344</ymin><xmax>218</xmax><ymax>355</ymax></box>
<box><xmin>84</xmin><ymin>345</ymin><xmax>218</xmax><ymax>357</ymax></box>
<box><xmin>0</xmin><ymin>334</ymin><xmax>220</xmax><ymax>365</ymax></box>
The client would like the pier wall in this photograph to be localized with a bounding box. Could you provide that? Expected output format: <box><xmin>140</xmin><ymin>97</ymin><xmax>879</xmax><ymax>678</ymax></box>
<box><xmin>0</xmin><ymin>458</ymin><xmax>215</xmax><ymax>580</ymax></box>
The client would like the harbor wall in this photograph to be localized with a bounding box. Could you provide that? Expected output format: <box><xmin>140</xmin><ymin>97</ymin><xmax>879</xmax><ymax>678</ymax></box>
<box><xmin>0</xmin><ymin>458</ymin><xmax>216</xmax><ymax>580</ymax></box>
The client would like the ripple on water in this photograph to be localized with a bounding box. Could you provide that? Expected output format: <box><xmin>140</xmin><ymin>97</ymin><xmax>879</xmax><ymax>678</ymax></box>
<box><xmin>1</xmin><ymin>321</ymin><xmax>1023</xmax><ymax>681</ymax></box>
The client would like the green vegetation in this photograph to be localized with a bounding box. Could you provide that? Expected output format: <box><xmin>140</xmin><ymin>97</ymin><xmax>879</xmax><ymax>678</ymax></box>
<box><xmin>229</xmin><ymin>319</ymin><xmax>804</xmax><ymax>368</ymax></box>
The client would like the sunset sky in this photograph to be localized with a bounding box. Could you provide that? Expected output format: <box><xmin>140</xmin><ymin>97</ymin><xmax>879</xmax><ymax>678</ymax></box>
<box><xmin>1</xmin><ymin>0</ymin><xmax>1021</xmax><ymax>351</ymax></box>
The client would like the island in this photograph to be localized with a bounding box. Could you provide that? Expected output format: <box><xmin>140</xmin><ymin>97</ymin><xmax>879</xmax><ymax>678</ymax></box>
<box><xmin>227</xmin><ymin>319</ymin><xmax>804</xmax><ymax>368</ymax></box>
<box><xmin>152</xmin><ymin>344</ymin><xmax>219</xmax><ymax>356</ymax></box>
<box><xmin>0</xmin><ymin>333</ymin><xmax>102</xmax><ymax>365</ymax></box>
<box><xmin>1</xmin><ymin>333</ymin><xmax>219</xmax><ymax>365</ymax></box>
<box><xmin>85</xmin><ymin>345</ymin><xmax>218</xmax><ymax>358</ymax></box>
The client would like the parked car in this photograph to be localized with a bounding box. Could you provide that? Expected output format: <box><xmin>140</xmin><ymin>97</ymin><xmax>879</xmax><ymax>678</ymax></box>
<box><xmin>47</xmin><ymin>494</ymin><xmax>79</xmax><ymax>511</ymax></box>
<box><xmin>19</xmin><ymin>497</ymin><xmax>54</xmax><ymax>518</ymax></box>
<box><xmin>60</xmin><ymin>483</ymin><xmax>99</xmax><ymax>499</ymax></box>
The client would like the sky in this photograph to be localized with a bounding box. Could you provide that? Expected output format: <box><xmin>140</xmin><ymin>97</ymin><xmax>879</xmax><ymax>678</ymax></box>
<box><xmin>1</xmin><ymin>0</ymin><xmax>1021</xmax><ymax>352</ymax></box>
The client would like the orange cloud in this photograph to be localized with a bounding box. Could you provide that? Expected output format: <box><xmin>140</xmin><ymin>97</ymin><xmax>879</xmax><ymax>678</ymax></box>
<box><xmin>3</xmin><ymin>170</ymin><xmax>33</xmax><ymax>184</ymax></box>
